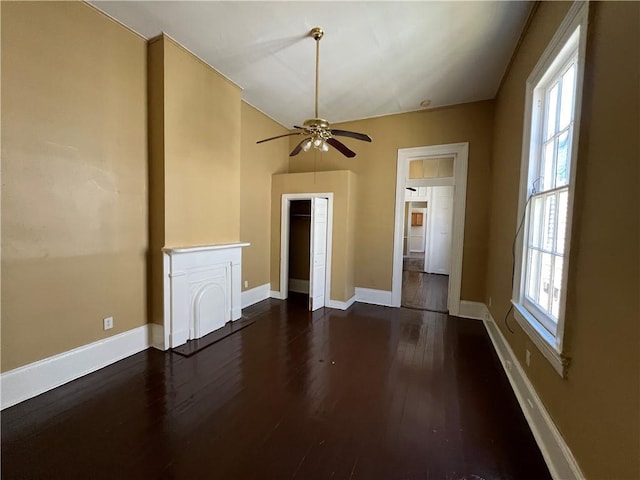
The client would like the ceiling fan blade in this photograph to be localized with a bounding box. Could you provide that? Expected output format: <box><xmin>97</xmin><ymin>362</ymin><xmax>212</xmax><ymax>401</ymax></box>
<box><xmin>326</xmin><ymin>137</ymin><xmax>356</xmax><ymax>158</ymax></box>
<box><xmin>290</xmin><ymin>138</ymin><xmax>311</xmax><ymax>157</ymax></box>
<box><xmin>256</xmin><ymin>132</ymin><xmax>303</xmax><ymax>144</ymax></box>
<box><xmin>330</xmin><ymin>129</ymin><xmax>372</xmax><ymax>142</ymax></box>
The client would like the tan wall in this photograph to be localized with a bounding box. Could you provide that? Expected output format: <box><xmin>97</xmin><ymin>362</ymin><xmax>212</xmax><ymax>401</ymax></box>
<box><xmin>1</xmin><ymin>2</ymin><xmax>148</xmax><ymax>371</ymax></box>
<box><xmin>485</xmin><ymin>2</ymin><xmax>640</xmax><ymax>479</ymax></box>
<box><xmin>147</xmin><ymin>37</ymin><xmax>165</xmax><ymax>326</ymax></box>
<box><xmin>271</xmin><ymin>171</ymin><xmax>357</xmax><ymax>302</ymax></box>
<box><xmin>240</xmin><ymin>102</ymin><xmax>289</xmax><ymax>291</ymax></box>
<box><xmin>147</xmin><ymin>35</ymin><xmax>242</xmax><ymax>325</ymax></box>
<box><xmin>289</xmin><ymin>101</ymin><xmax>493</xmax><ymax>300</ymax></box>
<box><xmin>162</xmin><ymin>36</ymin><xmax>241</xmax><ymax>247</ymax></box>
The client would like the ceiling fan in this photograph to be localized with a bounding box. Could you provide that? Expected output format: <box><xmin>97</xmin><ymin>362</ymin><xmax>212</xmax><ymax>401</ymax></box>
<box><xmin>256</xmin><ymin>27</ymin><xmax>372</xmax><ymax>158</ymax></box>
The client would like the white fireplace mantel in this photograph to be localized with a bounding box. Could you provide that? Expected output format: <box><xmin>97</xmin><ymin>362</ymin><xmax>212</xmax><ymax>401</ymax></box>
<box><xmin>162</xmin><ymin>242</ymin><xmax>249</xmax><ymax>349</ymax></box>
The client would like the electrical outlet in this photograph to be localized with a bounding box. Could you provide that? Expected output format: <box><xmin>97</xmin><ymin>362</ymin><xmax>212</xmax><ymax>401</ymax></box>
<box><xmin>506</xmin><ymin>360</ymin><xmax>512</xmax><ymax>371</ymax></box>
<box><xmin>525</xmin><ymin>349</ymin><xmax>531</xmax><ymax>367</ymax></box>
<box><xmin>103</xmin><ymin>317</ymin><xmax>113</xmax><ymax>330</ymax></box>
<box><xmin>244</xmin><ymin>280</ymin><xmax>249</xmax><ymax>288</ymax></box>
<box><xmin>527</xmin><ymin>398</ymin><xmax>534</xmax><ymax>410</ymax></box>
<box><xmin>488</xmin><ymin>296</ymin><xmax>492</xmax><ymax>307</ymax></box>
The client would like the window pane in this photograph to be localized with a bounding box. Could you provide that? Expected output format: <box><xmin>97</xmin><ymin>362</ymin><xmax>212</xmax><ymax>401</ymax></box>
<box><xmin>543</xmin><ymin>194</ymin><xmax>556</xmax><ymax>251</ymax></box>
<box><xmin>556</xmin><ymin>189</ymin><xmax>568</xmax><ymax>254</ymax></box>
<box><xmin>556</xmin><ymin>130</ymin><xmax>571</xmax><ymax>187</ymax></box>
<box><xmin>541</xmin><ymin>140</ymin><xmax>555</xmax><ymax>191</ymax></box>
<box><xmin>527</xmin><ymin>248</ymin><xmax>541</xmax><ymax>303</ymax></box>
<box><xmin>538</xmin><ymin>252</ymin><xmax>553</xmax><ymax>313</ymax></box>
<box><xmin>559</xmin><ymin>64</ymin><xmax>576</xmax><ymax>130</ymax></box>
<box><xmin>546</xmin><ymin>82</ymin><xmax>559</xmax><ymax>140</ymax></box>
<box><xmin>530</xmin><ymin>196</ymin><xmax>544</xmax><ymax>248</ymax></box>
<box><xmin>551</xmin><ymin>255</ymin><xmax>563</xmax><ymax>320</ymax></box>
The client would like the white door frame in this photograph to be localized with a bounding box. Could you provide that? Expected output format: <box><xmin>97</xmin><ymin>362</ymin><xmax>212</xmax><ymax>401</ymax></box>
<box><xmin>280</xmin><ymin>193</ymin><xmax>334</xmax><ymax>308</ymax></box>
<box><xmin>392</xmin><ymin>143</ymin><xmax>468</xmax><ymax>314</ymax></box>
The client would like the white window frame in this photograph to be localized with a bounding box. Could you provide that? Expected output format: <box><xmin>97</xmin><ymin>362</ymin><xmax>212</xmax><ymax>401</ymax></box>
<box><xmin>512</xmin><ymin>1</ymin><xmax>589</xmax><ymax>378</ymax></box>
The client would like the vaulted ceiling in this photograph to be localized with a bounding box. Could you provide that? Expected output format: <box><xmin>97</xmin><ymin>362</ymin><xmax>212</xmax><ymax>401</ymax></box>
<box><xmin>91</xmin><ymin>1</ymin><xmax>532</xmax><ymax>127</ymax></box>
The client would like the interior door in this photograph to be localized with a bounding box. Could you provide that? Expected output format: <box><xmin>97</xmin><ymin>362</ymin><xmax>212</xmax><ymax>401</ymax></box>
<box><xmin>425</xmin><ymin>186</ymin><xmax>453</xmax><ymax>274</ymax></box>
<box><xmin>309</xmin><ymin>197</ymin><xmax>328</xmax><ymax>311</ymax></box>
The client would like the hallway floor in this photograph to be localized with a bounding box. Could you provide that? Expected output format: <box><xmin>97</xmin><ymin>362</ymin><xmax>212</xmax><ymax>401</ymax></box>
<box><xmin>2</xmin><ymin>300</ymin><xmax>551</xmax><ymax>479</ymax></box>
<box><xmin>402</xmin><ymin>252</ymin><xmax>449</xmax><ymax>312</ymax></box>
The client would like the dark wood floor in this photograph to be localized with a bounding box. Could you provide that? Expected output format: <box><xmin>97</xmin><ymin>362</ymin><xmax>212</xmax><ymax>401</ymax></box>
<box><xmin>402</xmin><ymin>270</ymin><xmax>449</xmax><ymax>313</ymax></box>
<box><xmin>403</xmin><ymin>252</ymin><xmax>425</xmax><ymax>272</ymax></box>
<box><xmin>2</xmin><ymin>299</ymin><xmax>551</xmax><ymax>479</ymax></box>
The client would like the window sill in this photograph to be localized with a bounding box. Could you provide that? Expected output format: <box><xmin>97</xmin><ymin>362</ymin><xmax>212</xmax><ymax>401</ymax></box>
<box><xmin>511</xmin><ymin>301</ymin><xmax>570</xmax><ymax>378</ymax></box>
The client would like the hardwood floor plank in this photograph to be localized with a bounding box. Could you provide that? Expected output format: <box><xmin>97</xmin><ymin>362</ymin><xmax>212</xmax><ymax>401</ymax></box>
<box><xmin>402</xmin><ymin>271</ymin><xmax>449</xmax><ymax>312</ymax></box>
<box><xmin>1</xmin><ymin>300</ymin><xmax>551</xmax><ymax>479</ymax></box>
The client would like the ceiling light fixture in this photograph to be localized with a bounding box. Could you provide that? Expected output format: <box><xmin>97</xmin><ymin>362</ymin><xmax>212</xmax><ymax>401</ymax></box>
<box><xmin>256</xmin><ymin>27</ymin><xmax>372</xmax><ymax>158</ymax></box>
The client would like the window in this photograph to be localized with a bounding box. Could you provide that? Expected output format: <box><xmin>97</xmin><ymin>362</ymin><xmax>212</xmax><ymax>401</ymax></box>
<box><xmin>513</xmin><ymin>2</ymin><xmax>588</xmax><ymax>377</ymax></box>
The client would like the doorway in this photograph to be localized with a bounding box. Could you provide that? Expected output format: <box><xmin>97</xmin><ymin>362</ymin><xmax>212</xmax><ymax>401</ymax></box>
<box><xmin>402</xmin><ymin>186</ymin><xmax>454</xmax><ymax>312</ymax></box>
<box><xmin>392</xmin><ymin>143</ymin><xmax>469</xmax><ymax>315</ymax></box>
<box><xmin>280</xmin><ymin>193</ymin><xmax>333</xmax><ymax>312</ymax></box>
<box><xmin>287</xmin><ymin>200</ymin><xmax>312</xmax><ymax>305</ymax></box>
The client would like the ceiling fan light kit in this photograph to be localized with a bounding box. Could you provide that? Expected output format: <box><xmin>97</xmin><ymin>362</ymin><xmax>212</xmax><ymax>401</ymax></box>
<box><xmin>256</xmin><ymin>27</ymin><xmax>372</xmax><ymax>158</ymax></box>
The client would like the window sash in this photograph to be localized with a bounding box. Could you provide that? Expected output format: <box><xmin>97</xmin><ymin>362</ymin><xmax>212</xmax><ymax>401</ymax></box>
<box><xmin>512</xmin><ymin>1</ymin><xmax>588</xmax><ymax>378</ymax></box>
<box><xmin>519</xmin><ymin>47</ymin><xmax>578</xmax><ymax>338</ymax></box>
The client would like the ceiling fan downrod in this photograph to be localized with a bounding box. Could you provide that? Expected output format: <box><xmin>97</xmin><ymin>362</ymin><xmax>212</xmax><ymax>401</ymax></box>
<box><xmin>311</xmin><ymin>27</ymin><xmax>323</xmax><ymax>119</ymax></box>
<box><xmin>255</xmin><ymin>25</ymin><xmax>371</xmax><ymax>158</ymax></box>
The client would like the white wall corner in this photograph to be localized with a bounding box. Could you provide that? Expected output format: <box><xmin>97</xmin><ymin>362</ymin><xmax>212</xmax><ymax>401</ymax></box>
<box><xmin>457</xmin><ymin>300</ymin><xmax>488</xmax><ymax>320</ymax></box>
<box><xmin>270</xmin><ymin>290</ymin><xmax>284</xmax><ymax>300</ymax></box>
<box><xmin>482</xmin><ymin>307</ymin><xmax>585</xmax><ymax>480</ymax></box>
<box><xmin>149</xmin><ymin>323</ymin><xmax>166</xmax><ymax>351</ymax></box>
<box><xmin>1</xmin><ymin>324</ymin><xmax>152</xmax><ymax>410</ymax></box>
<box><xmin>326</xmin><ymin>295</ymin><xmax>356</xmax><ymax>311</ymax></box>
<box><xmin>355</xmin><ymin>288</ymin><xmax>393</xmax><ymax>307</ymax></box>
<box><xmin>241</xmin><ymin>283</ymin><xmax>271</xmax><ymax>309</ymax></box>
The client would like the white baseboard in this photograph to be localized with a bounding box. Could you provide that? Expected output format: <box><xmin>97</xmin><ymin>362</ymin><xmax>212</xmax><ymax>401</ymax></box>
<box><xmin>149</xmin><ymin>323</ymin><xmax>166</xmax><ymax>351</ymax></box>
<box><xmin>457</xmin><ymin>300</ymin><xmax>487</xmax><ymax>320</ymax></box>
<box><xmin>355</xmin><ymin>287</ymin><xmax>393</xmax><ymax>307</ymax></box>
<box><xmin>481</xmin><ymin>304</ymin><xmax>584</xmax><ymax>480</ymax></box>
<box><xmin>326</xmin><ymin>295</ymin><xmax>356</xmax><ymax>311</ymax></box>
<box><xmin>1</xmin><ymin>324</ymin><xmax>152</xmax><ymax>410</ymax></box>
<box><xmin>288</xmin><ymin>278</ymin><xmax>309</xmax><ymax>294</ymax></box>
<box><xmin>270</xmin><ymin>290</ymin><xmax>284</xmax><ymax>300</ymax></box>
<box><xmin>241</xmin><ymin>283</ymin><xmax>271</xmax><ymax>308</ymax></box>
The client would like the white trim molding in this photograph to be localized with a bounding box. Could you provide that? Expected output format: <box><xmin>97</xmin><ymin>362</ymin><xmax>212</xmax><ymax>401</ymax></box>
<box><xmin>269</xmin><ymin>290</ymin><xmax>284</xmax><ymax>300</ymax></box>
<box><xmin>1</xmin><ymin>325</ymin><xmax>153</xmax><ymax>410</ymax></box>
<box><xmin>326</xmin><ymin>295</ymin><xmax>356</xmax><ymax>311</ymax></box>
<box><xmin>242</xmin><ymin>283</ymin><xmax>271</xmax><ymax>308</ymax></box>
<box><xmin>149</xmin><ymin>323</ymin><xmax>166</xmax><ymax>351</ymax></box>
<box><xmin>392</xmin><ymin>143</ymin><xmax>468</xmax><ymax>315</ymax></box>
<box><xmin>482</xmin><ymin>304</ymin><xmax>585</xmax><ymax>480</ymax></box>
<box><xmin>457</xmin><ymin>300</ymin><xmax>487</xmax><ymax>320</ymax></box>
<box><xmin>512</xmin><ymin>302</ymin><xmax>569</xmax><ymax>377</ymax></box>
<box><xmin>355</xmin><ymin>288</ymin><xmax>393</xmax><ymax>307</ymax></box>
<box><xmin>279</xmin><ymin>193</ymin><xmax>334</xmax><ymax>308</ymax></box>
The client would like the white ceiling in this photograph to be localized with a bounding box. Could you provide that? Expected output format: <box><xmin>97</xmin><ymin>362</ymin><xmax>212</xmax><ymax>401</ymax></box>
<box><xmin>91</xmin><ymin>1</ymin><xmax>532</xmax><ymax>127</ymax></box>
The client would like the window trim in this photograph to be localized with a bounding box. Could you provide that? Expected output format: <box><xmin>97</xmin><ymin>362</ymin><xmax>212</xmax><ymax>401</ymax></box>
<box><xmin>512</xmin><ymin>1</ymin><xmax>589</xmax><ymax>378</ymax></box>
